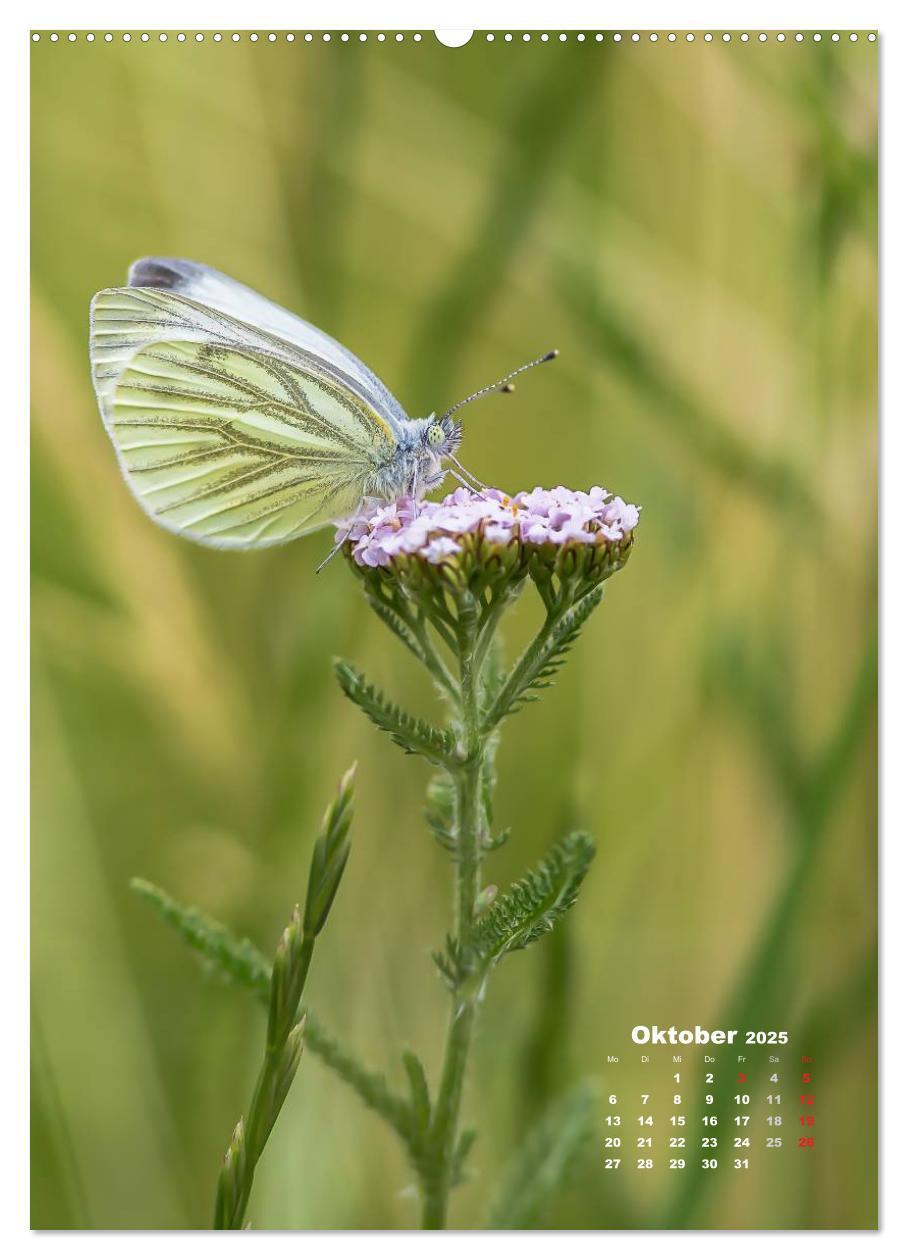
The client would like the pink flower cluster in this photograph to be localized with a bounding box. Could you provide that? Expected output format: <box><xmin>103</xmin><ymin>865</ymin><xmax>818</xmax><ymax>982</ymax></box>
<box><xmin>340</xmin><ymin>486</ymin><xmax>641</xmax><ymax>569</ymax></box>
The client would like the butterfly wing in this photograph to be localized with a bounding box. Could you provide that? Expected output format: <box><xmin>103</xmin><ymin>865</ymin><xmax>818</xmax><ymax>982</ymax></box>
<box><xmin>126</xmin><ymin>257</ymin><xmax>409</xmax><ymax>427</ymax></box>
<box><xmin>94</xmin><ymin>316</ymin><xmax>397</xmax><ymax>548</ymax></box>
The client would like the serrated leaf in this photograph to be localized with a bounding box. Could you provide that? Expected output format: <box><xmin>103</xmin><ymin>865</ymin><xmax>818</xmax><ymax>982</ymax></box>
<box><xmin>483</xmin><ymin>827</ymin><xmax>511</xmax><ymax>853</ymax></box>
<box><xmin>335</xmin><ymin>660</ymin><xmax>457</xmax><ymax>765</ymax></box>
<box><xmin>488</xmin><ymin>1083</ymin><xmax>595</xmax><ymax>1228</ymax></box>
<box><xmin>426</xmin><ymin>770</ymin><xmax>458</xmax><ymax>853</ymax></box>
<box><xmin>365</xmin><ymin>595</ymin><xmax>426</xmax><ymax>662</ymax></box>
<box><xmin>401</xmin><ymin>1050</ymin><xmax>432</xmax><ymax>1136</ymax></box>
<box><xmin>431</xmin><ymin>934</ymin><xmax>472</xmax><ymax>990</ymax></box>
<box><xmin>471</xmin><ymin>832</ymin><xmax>595</xmax><ymax>966</ymax></box>
<box><xmin>130</xmin><ymin>878</ymin><xmax>271</xmax><ymax>1001</ymax></box>
<box><xmin>451</xmin><ymin>1128</ymin><xmax>477</xmax><ymax>1186</ymax></box>
<box><xmin>301</xmin><ymin>1011</ymin><xmax>413</xmax><ymax>1143</ymax></box>
<box><xmin>484</xmin><ymin>589</ymin><xmax>603</xmax><ymax>729</ymax></box>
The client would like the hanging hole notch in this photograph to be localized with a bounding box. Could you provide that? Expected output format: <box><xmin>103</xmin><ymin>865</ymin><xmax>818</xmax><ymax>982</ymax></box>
<box><xmin>434</xmin><ymin>29</ymin><xmax>473</xmax><ymax>48</ymax></box>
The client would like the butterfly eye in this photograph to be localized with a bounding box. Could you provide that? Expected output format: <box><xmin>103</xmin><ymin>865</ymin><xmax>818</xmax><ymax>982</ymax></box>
<box><xmin>427</xmin><ymin>423</ymin><xmax>445</xmax><ymax>448</ymax></box>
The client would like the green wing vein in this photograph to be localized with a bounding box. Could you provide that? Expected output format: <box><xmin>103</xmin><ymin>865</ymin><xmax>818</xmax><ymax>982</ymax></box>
<box><xmin>99</xmin><ymin>324</ymin><xmax>396</xmax><ymax>548</ymax></box>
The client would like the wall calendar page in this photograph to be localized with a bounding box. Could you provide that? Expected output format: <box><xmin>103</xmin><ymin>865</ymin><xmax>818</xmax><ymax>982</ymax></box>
<box><xmin>29</xmin><ymin>25</ymin><xmax>878</xmax><ymax>1234</ymax></box>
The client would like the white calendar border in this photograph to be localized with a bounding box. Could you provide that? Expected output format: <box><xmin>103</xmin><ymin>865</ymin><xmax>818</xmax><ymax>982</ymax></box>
<box><xmin>5</xmin><ymin>0</ymin><xmax>904</xmax><ymax>1253</ymax></box>
<box><xmin>13</xmin><ymin>1</ymin><xmax>890</xmax><ymax>35</ymax></box>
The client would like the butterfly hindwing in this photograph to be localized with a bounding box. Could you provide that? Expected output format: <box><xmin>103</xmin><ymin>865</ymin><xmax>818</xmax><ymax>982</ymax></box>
<box><xmin>106</xmin><ymin>335</ymin><xmax>396</xmax><ymax>548</ymax></box>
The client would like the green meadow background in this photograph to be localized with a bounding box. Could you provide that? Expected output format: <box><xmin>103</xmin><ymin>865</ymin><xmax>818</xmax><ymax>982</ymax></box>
<box><xmin>30</xmin><ymin>31</ymin><xmax>877</xmax><ymax>1229</ymax></box>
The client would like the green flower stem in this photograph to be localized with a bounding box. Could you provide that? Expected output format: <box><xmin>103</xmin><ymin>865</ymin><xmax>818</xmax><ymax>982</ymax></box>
<box><xmin>454</xmin><ymin>592</ymin><xmax>486</xmax><ymax>943</ymax></box>
<box><xmin>402</xmin><ymin>600</ymin><xmax>460</xmax><ymax>700</ymax></box>
<box><xmin>455</xmin><ymin>757</ymin><xmax>484</xmax><ymax>940</ymax></box>
<box><xmin>483</xmin><ymin>608</ymin><xmax>558</xmax><ymax>731</ymax></box>
<box><xmin>482</xmin><ymin>582</ymin><xmax>603</xmax><ymax>732</ymax></box>
<box><xmin>422</xmin><ymin>790</ymin><xmax>483</xmax><ymax>1228</ymax></box>
<box><xmin>473</xmin><ymin>598</ymin><xmax>512</xmax><ymax>675</ymax></box>
<box><xmin>421</xmin><ymin>594</ymin><xmax>487</xmax><ymax>1229</ymax></box>
<box><xmin>414</xmin><ymin>616</ymin><xmax>460</xmax><ymax>700</ymax></box>
<box><xmin>423</xmin><ymin>998</ymin><xmax>477</xmax><ymax>1228</ymax></box>
<box><xmin>341</xmin><ymin>534</ymin><xmax>633</xmax><ymax>1228</ymax></box>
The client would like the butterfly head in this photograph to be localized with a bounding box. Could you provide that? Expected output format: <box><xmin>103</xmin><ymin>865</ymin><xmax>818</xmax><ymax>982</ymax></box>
<box><xmin>409</xmin><ymin>415</ymin><xmax>463</xmax><ymax>494</ymax></box>
<box><xmin>425</xmin><ymin>416</ymin><xmax>463</xmax><ymax>457</ymax></box>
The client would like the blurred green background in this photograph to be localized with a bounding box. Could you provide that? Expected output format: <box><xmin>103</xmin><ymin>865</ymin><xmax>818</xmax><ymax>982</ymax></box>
<box><xmin>31</xmin><ymin>31</ymin><xmax>877</xmax><ymax>1229</ymax></box>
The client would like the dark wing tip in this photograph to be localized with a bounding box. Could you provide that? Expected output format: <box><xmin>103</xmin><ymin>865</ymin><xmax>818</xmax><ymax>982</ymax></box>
<box><xmin>128</xmin><ymin>257</ymin><xmax>203</xmax><ymax>291</ymax></box>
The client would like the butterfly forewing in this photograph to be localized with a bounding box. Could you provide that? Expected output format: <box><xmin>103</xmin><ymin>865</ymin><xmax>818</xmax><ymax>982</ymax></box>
<box><xmin>92</xmin><ymin>286</ymin><xmax>339</xmax><ymax>412</ymax></box>
<box><xmin>126</xmin><ymin>257</ymin><xmax>409</xmax><ymax>427</ymax></box>
<box><xmin>107</xmin><ymin>336</ymin><xmax>395</xmax><ymax>548</ymax></box>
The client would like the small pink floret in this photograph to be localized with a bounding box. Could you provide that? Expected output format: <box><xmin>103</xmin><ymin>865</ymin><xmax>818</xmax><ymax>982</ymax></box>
<box><xmin>339</xmin><ymin>486</ymin><xmax>641</xmax><ymax>568</ymax></box>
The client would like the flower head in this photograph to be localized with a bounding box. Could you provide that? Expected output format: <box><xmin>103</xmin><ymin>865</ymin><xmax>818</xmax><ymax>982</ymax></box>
<box><xmin>341</xmin><ymin>485</ymin><xmax>639</xmax><ymax>640</ymax></box>
<box><xmin>340</xmin><ymin>485</ymin><xmax>640</xmax><ymax>574</ymax></box>
<box><xmin>339</xmin><ymin>484</ymin><xmax>640</xmax><ymax>753</ymax></box>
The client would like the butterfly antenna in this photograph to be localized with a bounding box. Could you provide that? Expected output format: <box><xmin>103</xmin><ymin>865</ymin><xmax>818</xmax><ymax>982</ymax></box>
<box><xmin>438</xmin><ymin>349</ymin><xmax>558</xmax><ymax>424</ymax></box>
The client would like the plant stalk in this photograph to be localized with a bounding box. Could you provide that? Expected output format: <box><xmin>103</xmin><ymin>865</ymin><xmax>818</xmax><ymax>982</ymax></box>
<box><xmin>421</xmin><ymin>597</ymin><xmax>487</xmax><ymax>1229</ymax></box>
<box><xmin>422</xmin><ymin>996</ymin><xmax>476</xmax><ymax>1228</ymax></box>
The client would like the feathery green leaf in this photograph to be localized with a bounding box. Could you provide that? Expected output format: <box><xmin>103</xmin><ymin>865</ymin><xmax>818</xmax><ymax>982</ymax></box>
<box><xmin>335</xmin><ymin>660</ymin><xmax>457</xmax><ymax>765</ymax></box>
<box><xmin>431</xmin><ymin>934</ymin><xmax>471</xmax><ymax>991</ymax></box>
<box><xmin>365</xmin><ymin>595</ymin><xmax>429</xmax><ymax>661</ymax></box>
<box><xmin>402</xmin><ymin>1050</ymin><xmax>432</xmax><ymax>1136</ymax></box>
<box><xmin>484</xmin><ymin>589</ymin><xmax>604</xmax><ymax>729</ymax></box>
<box><xmin>132</xmin><ymin>872</ymin><xmax>420</xmax><ymax>1165</ymax></box>
<box><xmin>130</xmin><ymin>878</ymin><xmax>271</xmax><ymax>1001</ymax></box>
<box><xmin>488</xmin><ymin>1082</ymin><xmax>596</xmax><ymax>1228</ymax></box>
<box><xmin>451</xmin><ymin>1128</ymin><xmax>477</xmax><ymax>1187</ymax></box>
<box><xmin>301</xmin><ymin>1011</ymin><xmax>413</xmax><ymax>1143</ymax></box>
<box><xmin>483</xmin><ymin>827</ymin><xmax>511</xmax><ymax>853</ymax></box>
<box><xmin>426</xmin><ymin>770</ymin><xmax>458</xmax><ymax>854</ymax></box>
<box><xmin>471</xmin><ymin>832</ymin><xmax>595</xmax><ymax>966</ymax></box>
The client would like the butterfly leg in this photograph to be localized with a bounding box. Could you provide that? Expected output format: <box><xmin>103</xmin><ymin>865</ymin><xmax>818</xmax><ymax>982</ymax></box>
<box><xmin>448</xmin><ymin>455</ymin><xmax>489</xmax><ymax>492</ymax></box>
<box><xmin>317</xmin><ymin>508</ymin><xmax>363</xmax><ymax>574</ymax></box>
<box><xmin>316</xmin><ymin>535</ymin><xmax>349</xmax><ymax>573</ymax></box>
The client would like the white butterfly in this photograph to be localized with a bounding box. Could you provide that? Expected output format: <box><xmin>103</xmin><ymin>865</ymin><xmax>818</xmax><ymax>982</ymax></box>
<box><xmin>89</xmin><ymin>258</ymin><xmax>555</xmax><ymax>566</ymax></box>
